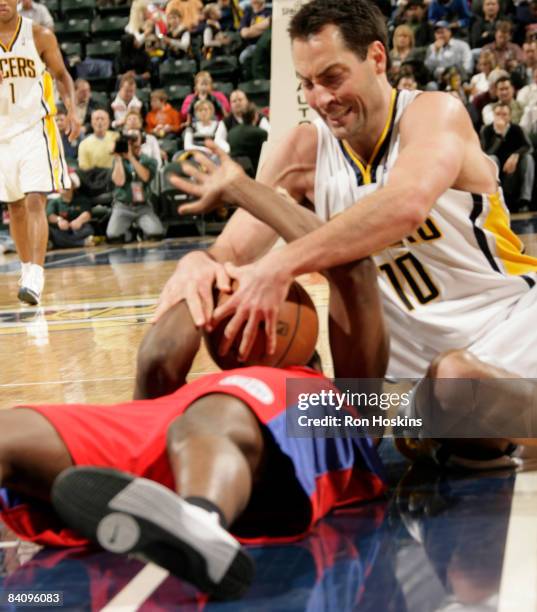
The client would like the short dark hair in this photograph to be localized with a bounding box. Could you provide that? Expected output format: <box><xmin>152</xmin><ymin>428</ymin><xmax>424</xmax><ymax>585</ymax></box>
<box><xmin>495</xmin><ymin>76</ymin><xmax>512</xmax><ymax>87</ymax></box>
<box><xmin>288</xmin><ymin>0</ymin><xmax>388</xmax><ymax>60</ymax></box>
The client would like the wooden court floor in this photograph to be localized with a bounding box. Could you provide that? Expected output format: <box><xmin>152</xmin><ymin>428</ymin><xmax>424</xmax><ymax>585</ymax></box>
<box><xmin>0</xmin><ymin>238</ymin><xmax>331</xmax><ymax>408</ymax></box>
<box><xmin>1</xmin><ymin>216</ymin><xmax>537</xmax><ymax>409</ymax></box>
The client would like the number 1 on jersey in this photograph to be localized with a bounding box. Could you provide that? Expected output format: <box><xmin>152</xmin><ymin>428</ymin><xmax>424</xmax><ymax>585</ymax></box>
<box><xmin>9</xmin><ymin>83</ymin><xmax>15</xmax><ymax>104</ymax></box>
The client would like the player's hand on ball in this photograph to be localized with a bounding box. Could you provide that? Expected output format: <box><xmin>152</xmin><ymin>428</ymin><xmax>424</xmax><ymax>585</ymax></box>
<box><xmin>153</xmin><ymin>250</ymin><xmax>232</xmax><ymax>326</ymax></box>
<box><xmin>169</xmin><ymin>140</ymin><xmax>245</xmax><ymax>215</ymax></box>
<box><xmin>211</xmin><ymin>259</ymin><xmax>293</xmax><ymax>360</ymax></box>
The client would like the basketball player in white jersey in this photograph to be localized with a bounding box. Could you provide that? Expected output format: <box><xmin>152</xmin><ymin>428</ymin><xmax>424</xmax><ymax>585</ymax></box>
<box><xmin>136</xmin><ymin>0</ymin><xmax>537</xmax><ymax>466</ymax></box>
<box><xmin>0</xmin><ymin>0</ymin><xmax>80</xmax><ymax>305</ymax></box>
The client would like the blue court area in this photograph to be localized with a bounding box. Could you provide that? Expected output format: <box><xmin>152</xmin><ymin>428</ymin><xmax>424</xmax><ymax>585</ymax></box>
<box><xmin>1</xmin><ymin>234</ymin><xmax>536</xmax><ymax>610</ymax></box>
<box><xmin>0</xmin><ymin>447</ymin><xmax>517</xmax><ymax>611</ymax></box>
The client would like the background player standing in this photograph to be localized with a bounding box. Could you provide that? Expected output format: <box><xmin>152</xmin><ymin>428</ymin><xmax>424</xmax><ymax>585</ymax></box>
<box><xmin>0</xmin><ymin>0</ymin><xmax>79</xmax><ymax>305</ymax></box>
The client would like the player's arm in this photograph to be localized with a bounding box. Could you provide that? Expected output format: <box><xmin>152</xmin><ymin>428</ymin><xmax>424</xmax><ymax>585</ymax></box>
<box><xmin>153</xmin><ymin>124</ymin><xmax>317</xmax><ymax>324</ymax></box>
<box><xmin>214</xmin><ymin>93</ymin><xmax>491</xmax><ymax>355</ymax></box>
<box><xmin>33</xmin><ymin>25</ymin><xmax>80</xmax><ymax>140</ymax></box>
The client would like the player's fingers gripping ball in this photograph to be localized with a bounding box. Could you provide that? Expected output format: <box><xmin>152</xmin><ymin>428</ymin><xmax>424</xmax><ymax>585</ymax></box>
<box><xmin>204</xmin><ymin>281</ymin><xmax>319</xmax><ymax>370</ymax></box>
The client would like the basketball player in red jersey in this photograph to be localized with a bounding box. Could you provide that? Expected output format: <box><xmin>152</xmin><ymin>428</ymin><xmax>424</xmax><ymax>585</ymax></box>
<box><xmin>0</xmin><ymin>360</ymin><xmax>385</xmax><ymax>600</ymax></box>
<box><xmin>0</xmin><ymin>0</ymin><xmax>80</xmax><ymax>304</ymax></box>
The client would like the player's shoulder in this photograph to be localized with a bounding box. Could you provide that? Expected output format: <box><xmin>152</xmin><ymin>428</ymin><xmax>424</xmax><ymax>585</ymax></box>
<box><xmin>278</xmin><ymin>122</ymin><xmax>318</xmax><ymax>161</ymax></box>
<box><xmin>32</xmin><ymin>22</ymin><xmax>58</xmax><ymax>50</ymax></box>
<box><xmin>401</xmin><ymin>91</ymin><xmax>474</xmax><ymax>136</ymax></box>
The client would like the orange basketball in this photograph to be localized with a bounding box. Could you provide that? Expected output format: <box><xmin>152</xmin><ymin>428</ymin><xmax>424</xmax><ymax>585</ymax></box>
<box><xmin>204</xmin><ymin>281</ymin><xmax>319</xmax><ymax>370</ymax></box>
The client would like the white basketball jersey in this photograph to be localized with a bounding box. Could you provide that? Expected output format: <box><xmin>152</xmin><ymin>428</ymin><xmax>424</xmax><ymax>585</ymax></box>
<box><xmin>0</xmin><ymin>17</ymin><xmax>55</xmax><ymax>142</ymax></box>
<box><xmin>314</xmin><ymin>88</ymin><xmax>537</xmax><ymax>365</ymax></box>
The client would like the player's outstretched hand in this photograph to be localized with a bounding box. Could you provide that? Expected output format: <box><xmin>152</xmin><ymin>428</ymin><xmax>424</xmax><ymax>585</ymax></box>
<box><xmin>210</xmin><ymin>258</ymin><xmax>293</xmax><ymax>360</ymax></box>
<box><xmin>153</xmin><ymin>250</ymin><xmax>232</xmax><ymax>326</ymax></box>
<box><xmin>65</xmin><ymin>110</ymin><xmax>81</xmax><ymax>142</ymax></box>
<box><xmin>170</xmin><ymin>140</ymin><xmax>246</xmax><ymax>216</ymax></box>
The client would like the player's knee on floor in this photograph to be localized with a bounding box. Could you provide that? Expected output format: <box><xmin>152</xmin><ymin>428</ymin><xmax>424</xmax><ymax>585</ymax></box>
<box><xmin>428</xmin><ymin>349</ymin><xmax>475</xmax><ymax>379</ymax></box>
<box><xmin>167</xmin><ymin>395</ymin><xmax>264</xmax><ymax>468</ymax></box>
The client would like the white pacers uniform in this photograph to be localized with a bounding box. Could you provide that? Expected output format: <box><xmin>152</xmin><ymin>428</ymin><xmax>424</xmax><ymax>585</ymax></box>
<box><xmin>314</xmin><ymin>88</ymin><xmax>537</xmax><ymax>378</ymax></box>
<box><xmin>0</xmin><ymin>16</ymin><xmax>70</xmax><ymax>202</ymax></box>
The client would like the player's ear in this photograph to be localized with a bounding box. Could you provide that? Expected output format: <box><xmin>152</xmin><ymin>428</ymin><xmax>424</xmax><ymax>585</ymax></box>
<box><xmin>367</xmin><ymin>41</ymin><xmax>387</xmax><ymax>75</ymax></box>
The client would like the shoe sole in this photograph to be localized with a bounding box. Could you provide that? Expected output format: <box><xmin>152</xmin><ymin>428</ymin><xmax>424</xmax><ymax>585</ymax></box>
<box><xmin>17</xmin><ymin>287</ymin><xmax>40</xmax><ymax>306</ymax></box>
<box><xmin>52</xmin><ymin>467</ymin><xmax>254</xmax><ymax>600</ymax></box>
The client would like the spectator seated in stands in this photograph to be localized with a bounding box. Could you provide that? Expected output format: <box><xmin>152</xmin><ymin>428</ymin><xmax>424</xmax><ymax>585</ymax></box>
<box><xmin>389</xmin><ymin>24</ymin><xmax>423</xmax><ymax>84</ymax></box>
<box><xmin>107</xmin><ymin>130</ymin><xmax>164</xmax><ymax>242</ymax></box>
<box><xmin>395</xmin><ymin>0</ymin><xmax>434</xmax><ymax>48</ymax></box>
<box><xmin>396</xmin><ymin>72</ymin><xmax>419</xmax><ymax>90</ymax></box>
<box><xmin>78</xmin><ymin>109</ymin><xmax>119</xmax><ymax>172</ymax></box>
<box><xmin>19</xmin><ymin>0</ymin><xmax>54</xmax><ymax>30</ymax></box>
<box><xmin>162</xmin><ymin>10</ymin><xmax>192</xmax><ymax>59</ymax></box>
<box><xmin>183</xmin><ymin>99</ymin><xmax>229</xmax><ymax>152</ymax></box>
<box><xmin>482</xmin><ymin>76</ymin><xmax>524</xmax><ymax>124</ymax></box>
<box><xmin>142</xmin><ymin>19</ymin><xmax>166</xmax><ymax>62</ymax></box>
<box><xmin>427</xmin><ymin>0</ymin><xmax>473</xmax><ymax>39</ymax></box>
<box><xmin>470</xmin><ymin>0</ymin><xmax>502</xmax><ymax>50</ymax></box>
<box><xmin>227</xmin><ymin>102</ymin><xmax>268</xmax><ymax>176</ymax></box>
<box><xmin>145</xmin><ymin>89</ymin><xmax>182</xmax><ymax>139</ymax></box>
<box><xmin>202</xmin><ymin>3</ymin><xmax>231</xmax><ymax>59</ymax></box>
<box><xmin>510</xmin><ymin>39</ymin><xmax>537</xmax><ymax>90</ymax></box>
<box><xmin>115</xmin><ymin>34</ymin><xmax>152</xmax><ymax>86</ymax></box>
<box><xmin>74</xmin><ymin>79</ymin><xmax>102</xmax><ymax>137</ymax></box>
<box><xmin>482</xmin><ymin>20</ymin><xmax>524</xmax><ymax>69</ymax></box>
<box><xmin>517</xmin><ymin>65</ymin><xmax>537</xmax><ymax>108</ymax></box>
<box><xmin>47</xmin><ymin>171</ymin><xmax>97</xmax><ymax>249</ymax></box>
<box><xmin>214</xmin><ymin>88</ymin><xmax>269</xmax><ymax>143</ymax></box>
<box><xmin>425</xmin><ymin>21</ymin><xmax>473</xmax><ymax>86</ymax></box>
<box><xmin>480</xmin><ymin>101</ymin><xmax>535</xmax><ymax>210</ymax></box>
<box><xmin>124</xmin><ymin>109</ymin><xmax>164</xmax><ymax>168</ymax></box>
<box><xmin>217</xmin><ymin>0</ymin><xmax>238</xmax><ymax>31</ymax></box>
<box><xmin>181</xmin><ymin>71</ymin><xmax>230</xmax><ymax>124</ymax></box>
<box><xmin>111</xmin><ymin>75</ymin><xmax>144</xmax><ymax>130</ymax></box>
<box><xmin>165</xmin><ymin>0</ymin><xmax>203</xmax><ymax>31</ymax></box>
<box><xmin>238</xmin><ymin>0</ymin><xmax>271</xmax><ymax>66</ymax></box>
<box><xmin>469</xmin><ymin>49</ymin><xmax>496</xmax><ymax>101</ymax></box>
<box><xmin>56</xmin><ymin>106</ymin><xmax>80</xmax><ymax>165</ymax></box>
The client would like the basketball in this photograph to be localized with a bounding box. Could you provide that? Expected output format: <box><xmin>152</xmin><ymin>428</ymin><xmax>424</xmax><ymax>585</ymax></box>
<box><xmin>204</xmin><ymin>281</ymin><xmax>319</xmax><ymax>370</ymax></box>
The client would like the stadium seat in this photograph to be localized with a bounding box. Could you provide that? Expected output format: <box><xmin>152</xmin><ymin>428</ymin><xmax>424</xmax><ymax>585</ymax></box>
<box><xmin>239</xmin><ymin>79</ymin><xmax>270</xmax><ymax>108</ymax></box>
<box><xmin>91</xmin><ymin>15</ymin><xmax>128</xmax><ymax>40</ymax></box>
<box><xmin>213</xmin><ymin>81</ymin><xmax>233</xmax><ymax>98</ymax></box>
<box><xmin>164</xmin><ymin>84</ymin><xmax>192</xmax><ymax>107</ymax></box>
<box><xmin>200</xmin><ymin>55</ymin><xmax>238</xmax><ymax>85</ymax></box>
<box><xmin>90</xmin><ymin>90</ymin><xmax>110</xmax><ymax>108</ymax></box>
<box><xmin>55</xmin><ymin>18</ymin><xmax>91</xmax><ymax>42</ymax></box>
<box><xmin>86</xmin><ymin>39</ymin><xmax>121</xmax><ymax>61</ymax></box>
<box><xmin>136</xmin><ymin>88</ymin><xmax>151</xmax><ymax>106</ymax></box>
<box><xmin>62</xmin><ymin>0</ymin><xmax>96</xmax><ymax>20</ymax></box>
<box><xmin>60</xmin><ymin>41</ymin><xmax>82</xmax><ymax>59</ymax></box>
<box><xmin>42</xmin><ymin>0</ymin><xmax>60</xmax><ymax>18</ymax></box>
<box><xmin>97</xmin><ymin>3</ymin><xmax>130</xmax><ymax>17</ymax></box>
<box><xmin>159</xmin><ymin>59</ymin><xmax>197</xmax><ymax>86</ymax></box>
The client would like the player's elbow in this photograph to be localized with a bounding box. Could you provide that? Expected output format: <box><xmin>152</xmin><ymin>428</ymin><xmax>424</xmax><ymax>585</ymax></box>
<box><xmin>397</xmin><ymin>185</ymin><xmax>432</xmax><ymax>231</ymax></box>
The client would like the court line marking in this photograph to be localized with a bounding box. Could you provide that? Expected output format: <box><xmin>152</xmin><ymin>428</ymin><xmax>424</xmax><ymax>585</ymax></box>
<box><xmin>0</xmin><ymin>376</ymin><xmax>134</xmax><ymax>388</ymax></box>
<box><xmin>498</xmin><ymin>470</ymin><xmax>537</xmax><ymax>612</ymax></box>
<box><xmin>100</xmin><ymin>562</ymin><xmax>169</xmax><ymax>612</ymax></box>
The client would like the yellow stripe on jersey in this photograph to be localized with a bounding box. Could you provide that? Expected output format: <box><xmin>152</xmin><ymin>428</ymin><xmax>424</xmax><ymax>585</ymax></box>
<box><xmin>484</xmin><ymin>192</ymin><xmax>537</xmax><ymax>275</ymax></box>
<box><xmin>41</xmin><ymin>71</ymin><xmax>57</xmax><ymax>117</ymax></box>
<box><xmin>0</xmin><ymin>16</ymin><xmax>22</xmax><ymax>52</ymax></box>
<box><xmin>342</xmin><ymin>88</ymin><xmax>397</xmax><ymax>185</ymax></box>
<box><xmin>44</xmin><ymin>115</ymin><xmax>62</xmax><ymax>191</ymax></box>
